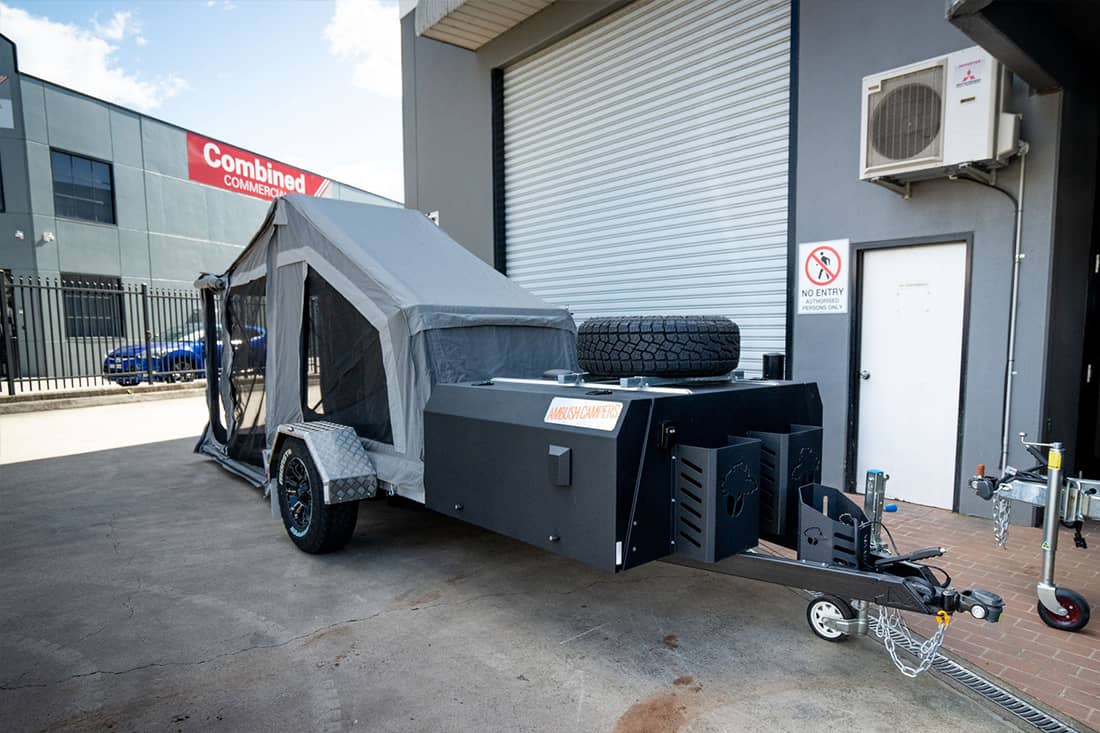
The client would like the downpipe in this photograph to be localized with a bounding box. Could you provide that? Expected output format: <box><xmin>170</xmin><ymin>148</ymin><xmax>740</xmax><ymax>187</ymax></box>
<box><xmin>1000</xmin><ymin>142</ymin><xmax>1030</xmax><ymax>474</ymax></box>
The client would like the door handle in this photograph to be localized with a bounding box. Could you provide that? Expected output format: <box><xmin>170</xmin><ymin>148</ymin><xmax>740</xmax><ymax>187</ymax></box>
<box><xmin>859</xmin><ymin>370</ymin><xmax>871</xmax><ymax>380</ymax></box>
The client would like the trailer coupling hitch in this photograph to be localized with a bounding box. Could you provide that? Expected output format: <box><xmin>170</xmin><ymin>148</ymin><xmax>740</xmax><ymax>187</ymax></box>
<box><xmin>871</xmin><ymin>585</ymin><xmax>1003</xmax><ymax>678</ymax></box>
<box><xmin>952</xmin><ymin>589</ymin><xmax>1004</xmax><ymax>622</ymax></box>
<box><xmin>908</xmin><ymin>578</ymin><xmax>1004</xmax><ymax>622</ymax></box>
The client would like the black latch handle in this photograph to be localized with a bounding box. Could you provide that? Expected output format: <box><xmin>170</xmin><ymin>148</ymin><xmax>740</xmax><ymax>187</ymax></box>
<box><xmin>874</xmin><ymin>546</ymin><xmax>945</xmax><ymax>569</ymax></box>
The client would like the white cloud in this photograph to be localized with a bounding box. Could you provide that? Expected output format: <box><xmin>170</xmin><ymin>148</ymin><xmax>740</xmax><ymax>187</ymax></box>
<box><xmin>91</xmin><ymin>10</ymin><xmax>138</xmax><ymax>41</ymax></box>
<box><xmin>324</xmin><ymin>0</ymin><xmax>401</xmax><ymax>98</ymax></box>
<box><xmin>0</xmin><ymin>3</ymin><xmax>185</xmax><ymax>111</ymax></box>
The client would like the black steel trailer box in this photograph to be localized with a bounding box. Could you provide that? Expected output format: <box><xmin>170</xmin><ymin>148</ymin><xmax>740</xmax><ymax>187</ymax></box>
<box><xmin>425</xmin><ymin>379</ymin><xmax>821</xmax><ymax>572</ymax></box>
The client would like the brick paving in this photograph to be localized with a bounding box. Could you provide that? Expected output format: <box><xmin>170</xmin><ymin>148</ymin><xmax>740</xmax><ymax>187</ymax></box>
<box><xmin>884</xmin><ymin>502</ymin><xmax>1100</xmax><ymax>730</ymax></box>
<box><xmin>757</xmin><ymin>501</ymin><xmax>1100</xmax><ymax>727</ymax></box>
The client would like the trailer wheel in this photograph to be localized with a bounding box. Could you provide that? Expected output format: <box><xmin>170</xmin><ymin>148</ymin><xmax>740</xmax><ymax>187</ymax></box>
<box><xmin>1037</xmin><ymin>588</ymin><xmax>1090</xmax><ymax>632</ymax></box>
<box><xmin>576</xmin><ymin>316</ymin><xmax>740</xmax><ymax>378</ymax></box>
<box><xmin>806</xmin><ymin>594</ymin><xmax>855</xmax><ymax>642</ymax></box>
<box><xmin>276</xmin><ymin>438</ymin><xmax>359</xmax><ymax>554</ymax></box>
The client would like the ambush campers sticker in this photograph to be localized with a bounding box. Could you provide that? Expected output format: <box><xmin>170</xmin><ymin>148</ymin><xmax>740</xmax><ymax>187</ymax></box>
<box><xmin>544</xmin><ymin>397</ymin><xmax>623</xmax><ymax>431</ymax></box>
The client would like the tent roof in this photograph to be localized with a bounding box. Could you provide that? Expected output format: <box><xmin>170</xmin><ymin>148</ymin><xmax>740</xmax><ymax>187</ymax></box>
<box><xmin>200</xmin><ymin>194</ymin><xmax>578</xmax><ymax>494</ymax></box>
<box><xmin>232</xmin><ymin>194</ymin><xmax>563</xmax><ymax>316</ymax></box>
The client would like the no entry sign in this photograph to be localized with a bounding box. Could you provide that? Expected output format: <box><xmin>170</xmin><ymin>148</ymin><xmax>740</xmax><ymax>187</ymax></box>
<box><xmin>798</xmin><ymin>239</ymin><xmax>849</xmax><ymax>314</ymax></box>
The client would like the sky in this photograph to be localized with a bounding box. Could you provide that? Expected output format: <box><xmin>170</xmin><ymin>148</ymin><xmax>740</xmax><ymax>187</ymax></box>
<box><xmin>0</xmin><ymin>0</ymin><xmax>405</xmax><ymax>202</ymax></box>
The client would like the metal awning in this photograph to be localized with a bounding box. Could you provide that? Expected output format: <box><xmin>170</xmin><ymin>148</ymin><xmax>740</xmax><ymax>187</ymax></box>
<box><xmin>415</xmin><ymin>0</ymin><xmax>554</xmax><ymax>50</ymax></box>
<box><xmin>947</xmin><ymin>0</ymin><xmax>1100</xmax><ymax>94</ymax></box>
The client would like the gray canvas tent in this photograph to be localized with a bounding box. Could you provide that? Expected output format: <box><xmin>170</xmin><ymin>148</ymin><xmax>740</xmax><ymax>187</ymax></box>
<box><xmin>196</xmin><ymin>194</ymin><xmax>577</xmax><ymax>501</ymax></box>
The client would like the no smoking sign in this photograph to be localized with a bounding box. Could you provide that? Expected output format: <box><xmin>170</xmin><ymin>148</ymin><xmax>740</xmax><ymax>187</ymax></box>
<box><xmin>798</xmin><ymin>239</ymin><xmax>849</xmax><ymax>314</ymax></box>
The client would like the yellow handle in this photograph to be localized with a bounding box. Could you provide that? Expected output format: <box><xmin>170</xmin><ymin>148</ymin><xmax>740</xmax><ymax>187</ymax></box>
<box><xmin>1049</xmin><ymin>450</ymin><xmax>1063</xmax><ymax>471</ymax></box>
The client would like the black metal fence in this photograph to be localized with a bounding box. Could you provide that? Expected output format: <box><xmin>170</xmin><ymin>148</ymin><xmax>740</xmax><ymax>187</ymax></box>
<box><xmin>0</xmin><ymin>270</ymin><xmax>209</xmax><ymax>395</ymax></box>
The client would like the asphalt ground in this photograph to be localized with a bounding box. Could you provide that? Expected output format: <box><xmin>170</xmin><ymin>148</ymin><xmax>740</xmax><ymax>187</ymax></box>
<box><xmin>0</xmin><ymin>411</ymin><xmax>1025</xmax><ymax>732</ymax></box>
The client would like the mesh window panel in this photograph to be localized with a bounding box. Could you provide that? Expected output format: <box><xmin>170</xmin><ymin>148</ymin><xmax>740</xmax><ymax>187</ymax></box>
<box><xmin>301</xmin><ymin>269</ymin><xmax>393</xmax><ymax>444</ymax></box>
<box><xmin>225</xmin><ymin>278</ymin><xmax>267</xmax><ymax>466</ymax></box>
<box><xmin>423</xmin><ymin>326</ymin><xmax>578</xmax><ymax>383</ymax></box>
<box><xmin>866</xmin><ymin>65</ymin><xmax>945</xmax><ymax>171</ymax></box>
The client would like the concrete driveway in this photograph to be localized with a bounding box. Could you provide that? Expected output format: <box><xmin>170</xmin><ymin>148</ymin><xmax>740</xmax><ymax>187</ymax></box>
<box><xmin>1</xmin><ymin>435</ymin><xmax>1022</xmax><ymax>732</ymax></box>
<box><xmin>0</xmin><ymin>394</ymin><xmax>207</xmax><ymax>464</ymax></box>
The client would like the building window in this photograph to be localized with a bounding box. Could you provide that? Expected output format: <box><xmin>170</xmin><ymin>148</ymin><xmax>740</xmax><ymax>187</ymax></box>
<box><xmin>62</xmin><ymin>273</ymin><xmax>125</xmax><ymax>338</ymax></box>
<box><xmin>0</xmin><ymin>153</ymin><xmax>5</xmax><ymax>213</ymax></box>
<box><xmin>50</xmin><ymin>150</ymin><xmax>115</xmax><ymax>224</ymax></box>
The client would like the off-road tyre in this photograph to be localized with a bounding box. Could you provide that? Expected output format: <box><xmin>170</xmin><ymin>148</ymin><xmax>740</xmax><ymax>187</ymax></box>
<box><xmin>276</xmin><ymin>438</ymin><xmax>359</xmax><ymax>554</ymax></box>
<box><xmin>576</xmin><ymin>316</ymin><xmax>740</xmax><ymax>378</ymax></box>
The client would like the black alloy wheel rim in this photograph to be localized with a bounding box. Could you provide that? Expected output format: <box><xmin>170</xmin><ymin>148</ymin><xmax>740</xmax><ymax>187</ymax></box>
<box><xmin>284</xmin><ymin>456</ymin><xmax>313</xmax><ymax>538</ymax></box>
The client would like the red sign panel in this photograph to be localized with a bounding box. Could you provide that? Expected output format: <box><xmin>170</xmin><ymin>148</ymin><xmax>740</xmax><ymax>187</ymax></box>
<box><xmin>186</xmin><ymin>132</ymin><xmax>330</xmax><ymax>201</ymax></box>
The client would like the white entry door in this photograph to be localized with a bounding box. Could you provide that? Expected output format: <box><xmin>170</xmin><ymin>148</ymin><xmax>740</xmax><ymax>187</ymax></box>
<box><xmin>856</xmin><ymin>242</ymin><xmax>967</xmax><ymax>509</ymax></box>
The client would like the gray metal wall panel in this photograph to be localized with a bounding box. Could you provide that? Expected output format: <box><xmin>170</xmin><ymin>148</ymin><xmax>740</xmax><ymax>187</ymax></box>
<box><xmin>503</xmin><ymin>0</ymin><xmax>791</xmax><ymax>375</ymax></box>
<box><xmin>203</xmin><ymin>186</ymin><xmax>268</xmax><ymax>245</ymax></box>
<box><xmin>118</xmin><ymin>228</ymin><xmax>152</xmax><ymax>279</ymax></box>
<box><xmin>0</xmin><ymin>212</ymin><xmax>36</xmax><ymax>273</ymax></box>
<box><xmin>43</xmin><ymin>86</ymin><xmax>112</xmax><ymax>160</ymax></box>
<box><xmin>24</xmin><ymin>141</ymin><xmax>53</xmax><ymax>217</ymax></box>
<box><xmin>409</xmin><ymin>18</ymin><xmax>495</xmax><ymax>264</ymax></box>
<box><xmin>109</xmin><ymin>109</ymin><xmax>143</xmax><ymax>168</ymax></box>
<box><xmin>31</xmin><ymin>214</ymin><xmax>59</xmax><ymax>271</ymax></box>
<box><xmin>144</xmin><ymin>172</ymin><xmax>209</xmax><ymax>241</ymax></box>
<box><xmin>139</xmin><ymin>119</ymin><xmax>187</xmax><ymax>178</ymax></box>
<box><xmin>333</xmin><ymin>182</ymin><xmax>400</xmax><ymax>207</ymax></box>
<box><xmin>0</xmin><ymin>52</ymin><xmax>33</xmax><ymax>265</ymax></box>
<box><xmin>56</xmin><ymin>219</ymin><xmax>121</xmax><ymax>274</ymax></box>
<box><xmin>0</xmin><ymin>138</ymin><xmax>30</xmax><ymax>212</ymax></box>
<box><xmin>148</xmin><ymin>232</ymin><xmax>238</xmax><ymax>286</ymax></box>
<box><xmin>0</xmin><ymin>37</ymin><xmax>19</xmax><ymax>140</ymax></box>
<box><xmin>113</xmin><ymin>164</ymin><xmax>148</xmax><ymax>231</ymax></box>
<box><xmin>19</xmin><ymin>80</ymin><xmax>47</xmax><ymax>144</ymax></box>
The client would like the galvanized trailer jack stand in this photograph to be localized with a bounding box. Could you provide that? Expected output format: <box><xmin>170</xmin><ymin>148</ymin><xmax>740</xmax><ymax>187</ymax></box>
<box><xmin>971</xmin><ymin>434</ymin><xmax>1095</xmax><ymax>631</ymax></box>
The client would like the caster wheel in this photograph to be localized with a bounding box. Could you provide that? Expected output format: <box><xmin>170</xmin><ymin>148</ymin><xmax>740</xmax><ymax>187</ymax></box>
<box><xmin>807</xmin><ymin>594</ymin><xmax>856</xmax><ymax>642</ymax></box>
<box><xmin>1037</xmin><ymin>588</ymin><xmax>1091</xmax><ymax>632</ymax></box>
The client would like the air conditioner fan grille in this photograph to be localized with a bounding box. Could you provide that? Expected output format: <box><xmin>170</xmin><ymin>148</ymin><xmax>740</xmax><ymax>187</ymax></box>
<box><xmin>867</xmin><ymin>65</ymin><xmax>945</xmax><ymax>169</ymax></box>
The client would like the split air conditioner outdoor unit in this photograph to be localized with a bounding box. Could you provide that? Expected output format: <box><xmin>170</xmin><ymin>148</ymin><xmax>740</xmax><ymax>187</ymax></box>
<box><xmin>859</xmin><ymin>46</ymin><xmax>1020</xmax><ymax>185</ymax></box>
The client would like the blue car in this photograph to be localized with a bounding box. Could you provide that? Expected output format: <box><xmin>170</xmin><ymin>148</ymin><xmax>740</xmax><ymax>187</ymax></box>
<box><xmin>103</xmin><ymin>323</ymin><xmax>265</xmax><ymax>385</ymax></box>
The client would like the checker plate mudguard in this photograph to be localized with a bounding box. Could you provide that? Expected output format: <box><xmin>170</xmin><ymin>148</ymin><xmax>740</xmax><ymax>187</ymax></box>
<box><xmin>274</xmin><ymin>422</ymin><xmax>377</xmax><ymax>504</ymax></box>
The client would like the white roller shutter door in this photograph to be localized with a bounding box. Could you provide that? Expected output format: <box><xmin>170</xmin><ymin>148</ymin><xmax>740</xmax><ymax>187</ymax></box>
<box><xmin>503</xmin><ymin>0</ymin><xmax>791</xmax><ymax>374</ymax></box>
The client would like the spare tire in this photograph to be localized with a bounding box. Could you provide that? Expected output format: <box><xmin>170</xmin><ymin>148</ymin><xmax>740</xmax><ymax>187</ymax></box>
<box><xmin>577</xmin><ymin>316</ymin><xmax>740</xmax><ymax>378</ymax></box>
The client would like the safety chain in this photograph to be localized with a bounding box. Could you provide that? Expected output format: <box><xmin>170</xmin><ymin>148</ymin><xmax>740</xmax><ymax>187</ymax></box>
<box><xmin>992</xmin><ymin>491</ymin><xmax>1012</xmax><ymax>548</ymax></box>
<box><xmin>873</xmin><ymin>605</ymin><xmax>950</xmax><ymax>678</ymax></box>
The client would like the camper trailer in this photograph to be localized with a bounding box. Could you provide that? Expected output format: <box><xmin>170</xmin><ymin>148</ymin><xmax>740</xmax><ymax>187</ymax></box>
<box><xmin>195</xmin><ymin>195</ymin><xmax>1002</xmax><ymax>657</ymax></box>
